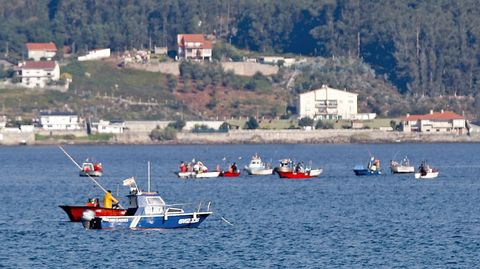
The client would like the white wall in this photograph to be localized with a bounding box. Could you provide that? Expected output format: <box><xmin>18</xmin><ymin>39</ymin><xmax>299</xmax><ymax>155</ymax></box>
<box><xmin>40</xmin><ymin>115</ymin><xmax>82</xmax><ymax>130</ymax></box>
<box><xmin>299</xmin><ymin>86</ymin><xmax>358</xmax><ymax>120</ymax></box>
<box><xmin>78</xmin><ymin>48</ymin><xmax>111</xmax><ymax>61</ymax></box>
<box><xmin>28</xmin><ymin>50</ymin><xmax>56</xmax><ymax>61</ymax></box>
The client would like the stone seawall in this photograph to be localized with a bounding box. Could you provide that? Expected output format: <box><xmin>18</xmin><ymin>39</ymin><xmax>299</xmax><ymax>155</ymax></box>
<box><xmin>95</xmin><ymin>129</ymin><xmax>480</xmax><ymax>144</ymax></box>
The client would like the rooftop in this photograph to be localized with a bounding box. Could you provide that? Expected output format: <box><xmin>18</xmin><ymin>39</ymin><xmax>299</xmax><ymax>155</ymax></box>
<box><xmin>21</xmin><ymin>61</ymin><xmax>57</xmax><ymax>70</ymax></box>
<box><xmin>403</xmin><ymin>110</ymin><xmax>465</xmax><ymax>121</ymax></box>
<box><xmin>26</xmin><ymin>42</ymin><xmax>58</xmax><ymax>51</ymax></box>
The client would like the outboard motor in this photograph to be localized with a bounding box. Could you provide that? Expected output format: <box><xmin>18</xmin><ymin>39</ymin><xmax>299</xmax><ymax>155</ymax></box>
<box><xmin>81</xmin><ymin>210</ymin><xmax>101</xmax><ymax>229</ymax></box>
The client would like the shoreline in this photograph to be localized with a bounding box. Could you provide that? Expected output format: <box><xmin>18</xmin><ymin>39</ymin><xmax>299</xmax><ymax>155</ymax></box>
<box><xmin>2</xmin><ymin>129</ymin><xmax>479</xmax><ymax>146</ymax></box>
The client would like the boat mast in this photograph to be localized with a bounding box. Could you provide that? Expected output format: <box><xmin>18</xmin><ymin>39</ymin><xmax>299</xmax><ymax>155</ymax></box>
<box><xmin>147</xmin><ymin>161</ymin><xmax>151</xmax><ymax>193</ymax></box>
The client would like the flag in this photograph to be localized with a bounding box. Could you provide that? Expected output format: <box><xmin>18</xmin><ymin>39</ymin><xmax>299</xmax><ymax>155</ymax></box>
<box><xmin>123</xmin><ymin>177</ymin><xmax>136</xmax><ymax>187</ymax></box>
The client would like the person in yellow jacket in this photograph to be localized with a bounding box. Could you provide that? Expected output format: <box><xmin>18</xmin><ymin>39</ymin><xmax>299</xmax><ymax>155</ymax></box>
<box><xmin>103</xmin><ymin>190</ymin><xmax>119</xmax><ymax>209</ymax></box>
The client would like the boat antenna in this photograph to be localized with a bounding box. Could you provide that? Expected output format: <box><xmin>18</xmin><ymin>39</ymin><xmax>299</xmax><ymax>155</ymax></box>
<box><xmin>58</xmin><ymin>146</ymin><xmax>124</xmax><ymax>208</ymax></box>
<box><xmin>147</xmin><ymin>161</ymin><xmax>151</xmax><ymax>193</ymax></box>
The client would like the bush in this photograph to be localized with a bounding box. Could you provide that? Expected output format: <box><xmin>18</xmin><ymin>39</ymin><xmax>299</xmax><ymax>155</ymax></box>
<box><xmin>298</xmin><ymin>116</ymin><xmax>314</xmax><ymax>127</ymax></box>
<box><xmin>167</xmin><ymin>118</ymin><xmax>186</xmax><ymax>131</ymax></box>
<box><xmin>316</xmin><ymin>120</ymin><xmax>334</xmax><ymax>129</ymax></box>
<box><xmin>245</xmin><ymin>117</ymin><xmax>259</xmax><ymax>129</ymax></box>
<box><xmin>150</xmin><ymin>127</ymin><xmax>177</xmax><ymax>141</ymax></box>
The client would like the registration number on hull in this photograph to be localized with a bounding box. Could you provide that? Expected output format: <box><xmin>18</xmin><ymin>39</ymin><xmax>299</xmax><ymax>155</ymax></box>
<box><xmin>178</xmin><ymin>218</ymin><xmax>200</xmax><ymax>224</ymax></box>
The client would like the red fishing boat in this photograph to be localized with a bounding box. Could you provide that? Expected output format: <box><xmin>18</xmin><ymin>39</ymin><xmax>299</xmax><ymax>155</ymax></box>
<box><xmin>59</xmin><ymin>198</ymin><xmax>127</xmax><ymax>222</ymax></box>
<box><xmin>277</xmin><ymin>168</ymin><xmax>323</xmax><ymax>179</ymax></box>
<box><xmin>220</xmin><ymin>171</ymin><xmax>241</xmax><ymax>177</ymax></box>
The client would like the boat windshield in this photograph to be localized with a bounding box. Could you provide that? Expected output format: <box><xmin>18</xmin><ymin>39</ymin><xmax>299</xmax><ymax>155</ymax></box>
<box><xmin>146</xmin><ymin>197</ymin><xmax>165</xmax><ymax>206</ymax></box>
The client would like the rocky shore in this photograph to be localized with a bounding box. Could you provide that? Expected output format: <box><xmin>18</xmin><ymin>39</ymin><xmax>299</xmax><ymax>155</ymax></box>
<box><xmin>3</xmin><ymin>129</ymin><xmax>479</xmax><ymax>146</ymax></box>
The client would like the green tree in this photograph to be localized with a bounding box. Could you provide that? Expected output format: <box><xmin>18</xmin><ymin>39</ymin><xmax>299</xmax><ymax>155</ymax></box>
<box><xmin>245</xmin><ymin>117</ymin><xmax>259</xmax><ymax>129</ymax></box>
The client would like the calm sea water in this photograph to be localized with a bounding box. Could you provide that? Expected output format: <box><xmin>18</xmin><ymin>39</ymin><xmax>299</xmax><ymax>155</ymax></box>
<box><xmin>1</xmin><ymin>143</ymin><xmax>480</xmax><ymax>268</ymax></box>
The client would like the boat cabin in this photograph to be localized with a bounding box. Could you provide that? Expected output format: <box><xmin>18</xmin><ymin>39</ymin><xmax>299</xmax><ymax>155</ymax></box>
<box><xmin>127</xmin><ymin>191</ymin><xmax>184</xmax><ymax>216</ymax></box>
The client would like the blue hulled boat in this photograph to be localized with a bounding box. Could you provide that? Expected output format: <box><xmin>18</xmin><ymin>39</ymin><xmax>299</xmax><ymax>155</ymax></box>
<box><xmin>81</xmin><ymin>178</ymin><xmax>212</xmax><ymax>230</ymax></box>
<box><xmin>353</xmin><ymin>165</ymin><xmax>382</xmax><ymax>176</ymax></box>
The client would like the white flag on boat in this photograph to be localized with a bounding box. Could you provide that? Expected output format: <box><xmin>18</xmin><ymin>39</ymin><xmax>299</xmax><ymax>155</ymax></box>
<box><xmin>123</xmin><ymin>177</ymin><xmax>136</xmax><ymax>187</ymax></box>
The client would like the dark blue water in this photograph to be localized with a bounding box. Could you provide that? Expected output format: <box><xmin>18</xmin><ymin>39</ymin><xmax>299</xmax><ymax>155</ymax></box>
<box><xmin>1</xmin><ymin>144</ymin><xmax>480</xmax><ymax>268</ymax></box>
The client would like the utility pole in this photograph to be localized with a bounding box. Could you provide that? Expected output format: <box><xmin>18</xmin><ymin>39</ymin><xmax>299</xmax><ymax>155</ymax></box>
<box><xmin>5</xmin><ymin>41</ymin><xmax>8</xmax><ymax>57</ymax></box>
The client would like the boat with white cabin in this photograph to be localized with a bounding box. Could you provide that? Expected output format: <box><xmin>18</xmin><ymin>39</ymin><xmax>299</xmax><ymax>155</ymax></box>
<box><xmin>390</xmin><ymin>157</ymin><xmax>415</xmax><ymax>173</ymax></box>
<box><xmin>244</xmin><ymin>154</ymin><xmax>273</xmax><ymax>175</ymax></box>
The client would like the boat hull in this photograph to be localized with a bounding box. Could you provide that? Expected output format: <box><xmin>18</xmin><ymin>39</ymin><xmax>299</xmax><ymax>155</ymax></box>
<box><xmin>79</xmin><ymin>171</ymin><xmax>103</xmax><ymax>177</ymax></box>
<box><xmin>390</xmin><ymin>166</ymin><xmax>415</xmax><ymax>173</ymax></box>
<box><xmin>277</xmin><ymin>169</ymin><xmax>323</xmax><ymax>179</ymax></box>
<box><xmin>353</xmin><ymin>169</ymin><xmax>382</xmax><ymax>176</ymax></box>
<box><xmin>176</xmin><ymin>171</ymin><xmax>221</xmax><ymax>178</ymax></box>
<box><xmin>220</xmin><ymin>171</ymin><xmax>240</xmax><ymax>177</ymax></box>
<box><xmin>414</xmin><ymin>172</ymin><xmax>439</xmax><ymax>179</ymax></box>
<box><xmin>244</xmin><ymin>167</ymin><xmax>273</xmax><ymax>175</ymax></box>
<box><xmin>59</xmin><ymin>205</ymin><xmax>127</xmax><ymax>222</ymax></box>
<box><xmin>82</xmin><ymin>212</ymin><xmax>212</xmax><ymax>230</ymax></box>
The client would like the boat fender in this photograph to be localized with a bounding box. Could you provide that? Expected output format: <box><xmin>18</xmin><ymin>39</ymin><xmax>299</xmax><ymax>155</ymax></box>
<box><xmin>164</xmin><ymin>213</ymin><xmax>168</xmax><ymax>221</ymax></box>
<box><xmin>81</xmin><ymin>209</ymin><xmax>96</xmax><ymax>221</ymax></box>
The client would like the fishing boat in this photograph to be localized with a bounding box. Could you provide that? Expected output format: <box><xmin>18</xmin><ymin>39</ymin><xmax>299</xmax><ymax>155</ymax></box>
<box><xmin>59</xmin><ymin>198</ymin><xmax>127</xmax><ymax>222</ymax></box>
<box><xmin>353</xmin><ymin>157</ymin><xmax>382</xmax><ymax>176</ymax></box>
<box><xmin>414</xmin><ymin>162</ymin><xmax>439</xmax><ymax>179</ymax></box>
<box><xmin>390</xmin><ymin>157</ymin><xmax>415</xmax><ymax>173</ymax></box>
<box><xmin>277</xmin><ymin>168</ymin><xmax>323</xmax><ymax>179</ymax></box>
<box><xmin>176</xmin><ymin>161</ymin><xmax>220</xmax><ymax>178</ymax></box>
<box><xmin>244</xmin><ymin>154</ymin><xmax>273</xmax><ymax>175</ymax></box>
<box><xmin>220</xmin><ymin>162</ymin><xmax>240</xmax><ymax>177</ymax></box>
<box><xmin>79</xmin><ymin>161</ymin><xmax>103</xmax><ymax>177</ymax></box>
<box><xmin>81</xmin><ymin>177</ymin><xmax>212</xmax><ymax>230</ymax></box>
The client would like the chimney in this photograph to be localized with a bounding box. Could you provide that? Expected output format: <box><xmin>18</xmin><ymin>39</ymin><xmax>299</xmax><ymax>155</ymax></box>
<box><xmin>430</xmin><ymin>109</ymin><xmax>433</xmax><ymax>114</ymax></box>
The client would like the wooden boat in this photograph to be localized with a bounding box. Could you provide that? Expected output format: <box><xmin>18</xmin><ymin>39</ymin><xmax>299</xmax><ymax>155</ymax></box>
<box><xmin>79</xmin><ymin>161</ymin><xmax>103</xmax><ymax>177</ymax></box>
<box><xmin>244</xmin><ymin>154</ymin><xmax>273</xmax><ymax>175</ymax></box>
<box><xmin>390</xmin><ymin>157</ymin><xmax>415</xmax><ymax>173</ymax></box>
<box><xmin>81</xmin><ymin>178</ymin><xmax>212</xmax><ymax>230</ymax></box>
<box><xmin>277</xmin><ymin>168</ymin><xmax>323</xmax><ymax>179</ymax></box>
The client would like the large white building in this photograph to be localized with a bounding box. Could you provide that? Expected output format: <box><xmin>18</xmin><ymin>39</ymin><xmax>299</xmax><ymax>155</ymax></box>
<box><xmin>298</xmin><ymin>85</ymin><xmax>358</xmax><ymax>120</ymax></box>
<box><xmin>18</xmin><ymin>61</ymin><xmax>60</xmax><ymax>88</ymax></box>
<box><xmin>40</xmin><ymin>112</ymin><xmax>82</xmax><ymax>130</ymax></box>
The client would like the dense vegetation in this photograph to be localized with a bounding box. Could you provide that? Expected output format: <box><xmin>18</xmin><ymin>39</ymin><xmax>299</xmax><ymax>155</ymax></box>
<box><xmin>1</xmin><ymin>0</ymin><xmax>480</xmax><ymax>117</ymax></box>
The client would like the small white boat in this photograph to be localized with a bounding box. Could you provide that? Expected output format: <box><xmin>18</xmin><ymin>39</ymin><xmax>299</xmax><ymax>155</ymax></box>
<box><xmin>244</xmin><ymin>154</ymin><xmax>273</xmax><ymax>176</ymax></box>
<box><xmin>390</xmin><ymin>157</ymin><xmax>415</xmax><ymax>173</ymax></box>
<box><xmin>414</xmin><ymin>162</ymin><xmax>439</xmax><ymax>179</ymax></box>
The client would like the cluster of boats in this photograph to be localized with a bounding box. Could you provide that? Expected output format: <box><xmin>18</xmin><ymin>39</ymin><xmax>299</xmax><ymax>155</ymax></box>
<box><xmin>176</xmin><ymin>154</ymin><xmax>324</xmax><ymax>179</ymax></box>
<box><xmin>353</xmin><ymin>156</ymin><xmax>439</xmax><ymax>179</ymax></box>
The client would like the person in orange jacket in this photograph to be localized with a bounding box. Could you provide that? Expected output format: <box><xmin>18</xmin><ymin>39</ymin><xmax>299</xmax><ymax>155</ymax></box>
<box><xmin>103</xmin><ymin>190</ymin><xmax>119</xmax><ymax>209</ymax></box>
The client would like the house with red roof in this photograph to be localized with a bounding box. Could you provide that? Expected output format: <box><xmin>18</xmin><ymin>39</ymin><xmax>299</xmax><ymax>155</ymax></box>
<box><xmin>401</xmin><ymin>110</ymin><xmax>467</xmax><ymax>134</ymax></box>
<box><xmin>17</xmin><ymin>61</ymin><xmax>60</xmax><ymax>88</ymax></box>
<box><xmin>177</xmin><ymin>34</ymin><xmax>212</xmax><ymax>61</ymax></box>
<box><xmin>26</xmin><ymin>42</ymin><xmax>58</xmax><ymax>61</ymax></box>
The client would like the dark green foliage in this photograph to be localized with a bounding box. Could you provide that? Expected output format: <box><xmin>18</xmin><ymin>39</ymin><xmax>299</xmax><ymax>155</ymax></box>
<box><xmin>298</xmin><ymin>117</ymin><xmax>314</xmax><ymax>127</ymax></box>
<box><xmin>245</xmin><ymin>117</ymin><xmax>259</xmax><ymax>129</ymax></box>
<box><xmin>150</xmin><ymin>127</ymin><xmax>177</xmax><ymax>141</ymax></box>
<box><xmin>316</xmin><ymin>120</ymin><xmax>334</xmax><ymax>129</ymax></box>
<box><xmin>219</xmin><ymin>122</ymin><xmax>230</xmax><ymax>132</ymax></box>
<box><xmin>167</xmin><ymin>118</ymin><xmax>186</xmax><ymax>131</ymax></box>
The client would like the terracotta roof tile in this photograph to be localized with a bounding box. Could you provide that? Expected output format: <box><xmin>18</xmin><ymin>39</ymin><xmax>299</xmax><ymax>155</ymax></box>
<box><xmin>22</xmin><ymin>61</ymin><xmax>57</xmax><ymax>69</ymax></box>
<box><xmin>26</xmin><ymin>42</ymin><xmax>58</xmax><ymax>51</ymax></box>
<box><xmin>403</xmin><ymin>111</ymin><xmax>465</xmax><ymax>121</ymax></box>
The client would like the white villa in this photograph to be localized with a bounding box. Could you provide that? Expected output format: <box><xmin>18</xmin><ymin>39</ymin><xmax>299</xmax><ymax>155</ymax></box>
<box><xmin>401</xmin><ymin>110</ymin><xmax>467</xmax><ymax>134</ymax></box>
<box><xmin>298</xmin><ymin>85</ymin><xmax>358</xmax><ymax>120</ymax></box>
<box><xmin>26</xmin><ymin>42</ymin><xmax>57</xmax><ymax>61</ymax></box>
<box><xmin>18</xmin><ymin>61</ymin><xmax>60</xmax><ymax>88</ymax></box>
<box><xmin>40</xmin><ymin>112</ymin><xmax>82</xmax><ymax>130</ymax></box>
<box><xmin>177</xmin><ymin>34</ymin><xmax>212</xmax><ymax>61</ymax></box>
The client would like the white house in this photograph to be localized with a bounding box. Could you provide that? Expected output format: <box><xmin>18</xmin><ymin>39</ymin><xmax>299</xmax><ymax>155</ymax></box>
<box><xmin>26</xmin><ymin>42</ymin><xmax>57</xmax><ymax>61</ymax></box>
<box><xmin>18</xmin><ymin>61</ymin><xmax>60</xmax><ymax>88</ymax></box>
<box><xmin>177</xmin><ymin>34</ymin><xmax>212</xmax><ymax>61</ymax></box>
<box><xmin>96</xmin><ymin>120</ymin><xmax>125</xmax><ymax>134</ymax></box>
<box><xmin>401</xmin><ymin>110</ymin><xmax>467</xmax><ymax>134</ymax></box>
<box><xmin>78</xmin><ymin>48</ymin><xmax>111</xmax><ymax>61</ymax></box>
<box><xmin>40</xmin><ymin>112</ymin><xmax>82</xmax><ymax>130</ymax></box>
<box><xmin>298</xmin><ymin>85</ymin><xmax>358</xmax><ymax>120</ymax></box>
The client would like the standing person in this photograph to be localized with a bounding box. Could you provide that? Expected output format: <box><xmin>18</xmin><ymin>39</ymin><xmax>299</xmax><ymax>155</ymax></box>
<box><xmin>179</xmin><ymin>161</ymin><xmax>186</xmax><ymax>172</ymax></box>
<box><xmin>103</xmin><ymin>190</ymin><xmax>119</xmax><ymax>209</ymax></box>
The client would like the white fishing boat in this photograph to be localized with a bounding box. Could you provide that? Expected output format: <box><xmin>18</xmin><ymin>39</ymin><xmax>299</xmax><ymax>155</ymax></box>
<box><xmin>414</xmin><ymin>161</ymin><xmax>439</xmax><ymax>179</ymax></box>
<box><xmin>390</xmin><ymin>157</ymin><xmax>415</xmax><ymax>173</ymax></box>
<box><xmin>244</xmin><ymin>154</ymin><xmax>273</xmax><ymax>175</ymax></box>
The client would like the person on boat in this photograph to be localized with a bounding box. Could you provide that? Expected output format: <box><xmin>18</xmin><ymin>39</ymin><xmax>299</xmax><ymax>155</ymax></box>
<box><xmin>231</xmin><ymin>162</ymin><xmax>238</xmax><ymax>173</ymax></box>
<box><xmin>419</xmin><ymin>162</ymin><xmax>427</xmax><ymax>175</ymax></box>
<box><xmin>179</xmin><ymin>161</ymin><xmax>186</xmax><ymax>173</ymax></box>
<box><xmin>193</xmin><ymin>162</ymin><xmax>200</xmax><ymax>173</ymax></box>
<box><xmin>103</xmin><ymin>190</ymin><xmax>119</xmax><ymax>209</ymax></box>
<box><xmin>295</xmin><ymin>162</ymin><xmax>303</xmax><ymax>173</ymax></box>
